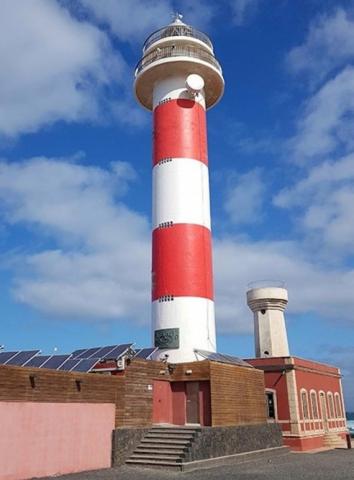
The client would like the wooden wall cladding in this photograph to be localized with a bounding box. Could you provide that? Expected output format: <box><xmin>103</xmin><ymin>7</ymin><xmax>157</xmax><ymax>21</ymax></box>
<box><xmin>0</xmin><ymin>364</ymin><xmax>125</xmax><ymax>427</ymax></box>
<box><xmin>122</xmin><ymin>359</ymin><xmax>162</xmax><ymax>427</ymax></box>
<box><xmin>170</xmin><ymin>360</ymin><xmax>210</xmax><ymax>382</ymax></box>
<box><xmin>210</xmin><ymin>363</ymin><xmax>267</xmax><ymax>426</ymax></box>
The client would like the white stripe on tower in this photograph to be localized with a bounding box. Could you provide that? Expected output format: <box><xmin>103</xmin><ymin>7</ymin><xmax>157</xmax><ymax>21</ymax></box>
<box><xmin>152</xmin><ymin>158</ymin><xmax>211</xmax><ymax>230</ymax></box>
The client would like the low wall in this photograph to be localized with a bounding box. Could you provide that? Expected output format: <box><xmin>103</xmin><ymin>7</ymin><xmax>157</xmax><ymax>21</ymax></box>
<box><xmin>112</xmin><ymin>427</ymin><xmax>150</xmax><ymax>466</ymax></box>
<box><xmin>185</xmin><ymin>423</ymin><xmax>283</xmax><ymax>462</ymax></box>
<box><xmin>112</xmin><ymin>423</ymin><xmax>283</xmax><ymax>465</ymax></box>
<box><xmin>0</xmin><ymin>401</ymin><xmax>115</xmax><ymax>480</ymax></box>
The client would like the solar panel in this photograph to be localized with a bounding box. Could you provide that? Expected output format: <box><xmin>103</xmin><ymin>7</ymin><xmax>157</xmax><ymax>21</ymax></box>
<box><xmin>25</xmin><ymin>355</ymin><xmax>51</xmax><ymax>368</ymax></box>
<box><xmin>70</xmin><ymin>358</ymin><xmax>99</xmax><ymax>373</ymax></box>
<box><xmin>71</xmin><ymin>348</ymin><xmax>89</xmax><ymax>358</ymax></box>
<box><xmin>40</xmin><ymin>355</ymin><xmax>72</xmax><ymax>369</ymax></box>
<box><xmin>101</xmin><ymin>343</ymin><xmax>133</xmax><ymax>360</ymax></box>
<box><xmin>89</xmin><ymin>345</ymin><xmax>116</xmax><ymax>358</ymax></box>
<box><xmin>75</xmin><ymin>347</ymin><xmax>102</xmax><ymax>359</ymax></box>
<box><xmin>6</xmin><ymin>350</ymin><xmax>41</xmax><ymax>366</ymax></box>
<box><xmin>194</xmin><ymin>349</ymin><xmax>253</xmax><ymax>368</ymax></box>
<box><xmin>58</xmin><ymin>358</ymin><xmax>83</xmax><ymax>371</ymax></box>
<box><xmin>0</xmin><ymin>351</ymin><xmax>19</xmax><ymax>364</ymax></box>
<box><xmin>135</xmin><ymin>347</ymin><xmax>157</xmax><ymax>359</ymax></box>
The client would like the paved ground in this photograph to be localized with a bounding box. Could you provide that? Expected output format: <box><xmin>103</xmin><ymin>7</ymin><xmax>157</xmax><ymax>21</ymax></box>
<box><xmin>39</xmin><ymin>449</ymin><xmax>354</xmax><ymax>480</ymax></box>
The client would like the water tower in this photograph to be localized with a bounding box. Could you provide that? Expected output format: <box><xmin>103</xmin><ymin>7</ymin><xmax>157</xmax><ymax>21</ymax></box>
<box><xmin>247</xmin><ymin>282</ymin><xmax>290</xmax><ymax>358</ymax></box>
<box><xmin>134</xmin><ymin>14</ymin><xmax>224</xmax><ymax>362</ymax></box>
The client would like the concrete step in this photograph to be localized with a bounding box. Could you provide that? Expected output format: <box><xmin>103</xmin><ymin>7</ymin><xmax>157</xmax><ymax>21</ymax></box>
<box><xmin>130</xmin><ymin>454</ymin><xmax>183</xmax><ymax>462</ymax></box>
<box><xmin>145</xmin><ymin>433</ymin><xmax>194</xmax><ymax>440</ymax></box>
<box><xmin>126</xmin><ymin>459</ymin><xmax>182</xmax><ymax>469</ymax></box>
<box><xmin>135</xmin><ymin>447</ymin><xmax>187</xmax><ymax>455</ymax></box>
<box><xmin>150</xmin><ymin>428</ymin><xmax>200</xmax><ymax>435</ymax></box>
<box><xmin>141</xmin><ymin>438</ymin><xmax>191</xmax><ymax>445</ymax></box>
<box><xmin>139</xmin><ymin>441</ymin><xmax>188</xmax><ymax>449</ymax></box>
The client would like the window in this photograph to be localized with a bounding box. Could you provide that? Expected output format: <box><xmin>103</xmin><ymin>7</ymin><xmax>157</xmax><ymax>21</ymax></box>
<box><xmin>266</xmin><ymin>391</ymin><xmax>276</xmax><ymax>420</ymax></box>
<box><xmin>311</xmin><ymin>391</ymin><xmax>318</xmax><ymax>419</ymax></box>
<box><xmin>301</xmin><ymin>390</ymin><xmax>309</xmax><ymax>419</ymax></box>
<box><xmin>334</xmin><ymin>393</ymin><xmax>342</xmax><ymax>418</ymax></box>
<box><xmin>327</xmin><ymin>393</ymin><xmax>335</xmax><ymax>418</ymax></box>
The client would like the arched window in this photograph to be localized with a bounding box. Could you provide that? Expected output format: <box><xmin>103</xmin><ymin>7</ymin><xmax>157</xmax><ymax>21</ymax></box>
<box><xmin>310</xmin><ymin>390</ymin><xmax>319</xmax><ymax>419</ymax></box>
<box><xmin>301</xmin><ymin>389</ymin><xmax>309</xmax><ymax>419</ymax></box>
<box><xmin>327</xmin><ymin>392</ymin><xmax>335</xmax><ymax>418</ymax></box>
<box><xmin>334</xmin><ymin>393</ymin><xmax>342</xmax><ymax>418</ymax></box>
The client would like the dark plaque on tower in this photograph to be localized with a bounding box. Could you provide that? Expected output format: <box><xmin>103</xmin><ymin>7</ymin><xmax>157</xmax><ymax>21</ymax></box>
<box><xmin>154</xmin><ymin>328</ymin><xmax>180</xmax><ymax>349</ymax></box>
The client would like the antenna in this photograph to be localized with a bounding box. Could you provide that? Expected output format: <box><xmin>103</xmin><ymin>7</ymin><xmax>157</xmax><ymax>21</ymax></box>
<box><xmin>171</xmin><ymin>12</ymin><xmax>183</xmax><ymax>23</ymax></box>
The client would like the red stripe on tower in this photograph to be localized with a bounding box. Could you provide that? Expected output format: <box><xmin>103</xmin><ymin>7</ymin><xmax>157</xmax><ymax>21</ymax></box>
<box><xmin>152</xmin><ymin>224</ymin><xmax>213</xmax><ymax>301</ymax></box>
<box><xmin>153</xmin><ymin>99</ymin><xmax>208</xmax><ymax>166</ymax></box>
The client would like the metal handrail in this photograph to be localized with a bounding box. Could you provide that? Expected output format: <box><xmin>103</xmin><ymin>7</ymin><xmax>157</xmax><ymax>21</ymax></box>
<box><xmin>135</xmin><ymin>44</ymin><xmax>222</xmax><ymax>76</ymax></box>
<box><xmin>143</xmin><ymin>25</ymin><xmax>213</xmax><ymax>51</ymax></box>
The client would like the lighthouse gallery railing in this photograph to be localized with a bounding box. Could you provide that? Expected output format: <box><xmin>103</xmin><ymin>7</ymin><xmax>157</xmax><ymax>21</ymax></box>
<box><xmin>135</xmin><ymin>45</ymin><xmax>222</xmax><ymax>76</ymax></box>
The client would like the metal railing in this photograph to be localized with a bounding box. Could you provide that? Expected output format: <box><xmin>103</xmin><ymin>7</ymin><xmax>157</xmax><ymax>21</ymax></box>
<box><xmin>135</xmin><ymin>44</ymin><xmax>222</xmax><ymax>76</ymax></box>
<box><xmin>143</xmin><ymin>25</ymin><xmax>213</xmax><ymax>51</ymax></box>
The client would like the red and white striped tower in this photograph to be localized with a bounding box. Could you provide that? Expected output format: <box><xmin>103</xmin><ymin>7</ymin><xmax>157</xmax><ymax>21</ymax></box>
<box><xmin>134</xmin><ymin>14</ymin><xmax>224</xmax><ymax>362</ymax></box>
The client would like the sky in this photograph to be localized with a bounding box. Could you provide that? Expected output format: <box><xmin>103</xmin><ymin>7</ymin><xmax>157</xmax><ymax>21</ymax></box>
<box><xmin>0</xmin><ymin>0</ymin><xmax>354</xmax><ymax>410</ymax></box>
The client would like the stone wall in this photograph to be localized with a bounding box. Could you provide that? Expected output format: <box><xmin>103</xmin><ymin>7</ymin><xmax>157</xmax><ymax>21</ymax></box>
<box><xmin>185</xmin><ymin>423</ymin><xmax>283</xmax><ymax>462</ymax></box>
<box><xmin>112</xmin><ymin>427</ymin><xmax>150</xmax><ymax>466</ymax></box>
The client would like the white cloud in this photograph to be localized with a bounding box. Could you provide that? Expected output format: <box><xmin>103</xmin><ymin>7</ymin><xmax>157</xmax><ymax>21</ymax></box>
<box><xmin>224</xmin><ymin>169</ymin><xmax>265</xmax><ymax>224</ymax></box>
<box><xmin>287</xmin><ymin>8</ymin><xmax>354</xmax><ymax>86</ymax></box>
<box><xmin>229</xmin><ymin>0</ymin><xmax>260</xmax><ymax>26</ymax></box>
<box><xmin>214</xmin><ymin>236</ymin><xmax>354</xmax><ymax>333</ymax></box>
<box><xmin>0</xmin><ymin>156</ymin><xmax>150</xmax><ymax>322</ymax></box>
<box><xmin>1</xmin><ymin>156</ymin><xmax>354</xmax><ymax>340</ymax></box>
<box><xmin>275</xmin><ymin>153</ymin><xmax>354</xmax><ymax>256</ymax></box>
<box><xmin>79</xmin><ymin>0</ymin><xmax>172</xmax><ymax>42</ymax></box>
<box><xmin>289</xmin><ymin>66</ymin><xmax>354</xmax><ymax>163</ymax></box>
<box><xmin>0</xmin><ymin>0</ymin><xmax>144</xmax><ymax>137</ymax></box>
<box><xmin>79</xmin><ymin>0</ymin><xmax>217</xmax><ymax>41</ymax></box>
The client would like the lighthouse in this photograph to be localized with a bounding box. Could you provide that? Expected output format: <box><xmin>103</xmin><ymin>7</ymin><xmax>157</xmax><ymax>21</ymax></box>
<box><xmin>134</xmin><ymin>14</ymin><xmax>224</xmax><ymax>362</ymax></box>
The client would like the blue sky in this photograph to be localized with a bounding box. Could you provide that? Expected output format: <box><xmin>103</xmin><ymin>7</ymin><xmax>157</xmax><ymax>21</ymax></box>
<box><xmin>1</xmin><ymin>0</ymin><xmax>354</xmax><ymax>410</ymax></box>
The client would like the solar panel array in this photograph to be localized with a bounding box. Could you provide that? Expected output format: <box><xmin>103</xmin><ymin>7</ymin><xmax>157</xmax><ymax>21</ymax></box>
<box><xmin>0</xmin><ymin>343</ymin><xmax>157</xmax><ymax>373</ymax></box>
<box><xmin>194</xmin><ymin>349</ymin><xmax>254</xmax><ymax>368</ymax></box>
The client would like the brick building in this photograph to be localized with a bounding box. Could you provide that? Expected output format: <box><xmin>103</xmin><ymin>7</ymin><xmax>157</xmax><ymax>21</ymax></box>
<box><xmin>246</xmin><ymin>284</ymin><xmax>348</xmax><ymax>451</ymax></box>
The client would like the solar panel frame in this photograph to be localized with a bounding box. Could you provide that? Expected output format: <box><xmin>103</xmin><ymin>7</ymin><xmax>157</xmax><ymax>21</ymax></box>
<box><xmin>40</xmin><ymin>355</ymin><xmax>72</xmax><ymax>370</ymax></box>
<box><xmin>6</xmin><ymin>350</ymin><xmax>41</xmax><ymax>366</ymax></box>
<box><xmin>71</xmin><ymin>348</ymin><xmax>90</xmax><ymax>358</ymax></box>
<box><xmin>70</xmin><ymin>358</ymin><xmax>99</xmax><ymax>373</ymax></box>
<box><xmin>87</xmin><ymin>345</ymin><xmax>116</xmax><ymax>359</ymax></box>
<box><xmin>101</xmin><ymin>343</ymin><xmax>133</xmax><ymax>360</ymax></box>
<box><xmin>135</xmin><ymin>347</ymin><xmax>157</xmax><ymax>359</ymax></box>
<box><xmin>194</xmin><ymin>349</ymin><xmax>253</xmax><ymax>368</ymax></box>
<box><xmin>58</xmin><ymin>358</ymin><xmax>83</xmax><ymax>371</ymax></box>
<box><xmin>76</xmin><ymin>347</ymin><xmax>102</xmax><ymax>359</ymax></box>
<box><xmin>24</xmin><ymin>355</ymin><xmax>51</xmax><ymax>368</ymax></box>
<box><xmin>0</xmin><ymin>351</ymin><xmax>19</xmax><ymax>364</ymax></box>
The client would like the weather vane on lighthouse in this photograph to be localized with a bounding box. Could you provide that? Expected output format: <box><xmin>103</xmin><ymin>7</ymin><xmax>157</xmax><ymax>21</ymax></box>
<box><xmin>134</xmin><ymin>15</ymin><xmax>224</xmax><ymax>363</ymax></box>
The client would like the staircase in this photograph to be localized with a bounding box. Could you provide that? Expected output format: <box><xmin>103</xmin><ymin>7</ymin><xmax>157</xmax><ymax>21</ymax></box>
<box><xmin>323</xmin><ymin>432</ymin><xmax>347</xmax><ymax>449</ymax></box>
<box><xmin>126</xmin><ymin>425</ymin><xmax>200</xmax><ymax>469</ymax></box>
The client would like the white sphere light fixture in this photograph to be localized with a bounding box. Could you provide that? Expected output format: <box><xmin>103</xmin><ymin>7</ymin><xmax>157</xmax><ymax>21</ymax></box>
<box><xmin>186</xmin><ymin>74</ymin><xmax>205</xmax><ymax>95</ymax></box>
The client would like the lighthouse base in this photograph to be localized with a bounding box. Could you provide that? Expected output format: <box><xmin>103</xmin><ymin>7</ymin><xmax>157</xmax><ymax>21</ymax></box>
<box><xmin>152</xmin><ymin>297</ymin><xmax>216</xmax><ymax>363</ymax></box>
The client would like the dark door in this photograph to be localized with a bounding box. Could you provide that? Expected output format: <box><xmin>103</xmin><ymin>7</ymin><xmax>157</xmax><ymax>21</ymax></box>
<box><xmin>186</xmin><ymin>381</ymin><xmax>200</xmax><ymax>424</ymax></box>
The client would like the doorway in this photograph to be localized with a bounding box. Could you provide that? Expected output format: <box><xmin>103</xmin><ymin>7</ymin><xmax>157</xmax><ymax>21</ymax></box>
<box><xmin>186</xmin><ymin>382</ymin><xmax>200</xmax><ymax>424</ymax></box>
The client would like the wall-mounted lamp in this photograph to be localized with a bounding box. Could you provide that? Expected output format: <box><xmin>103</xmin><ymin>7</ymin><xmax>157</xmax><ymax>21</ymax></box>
<box><xmin>159</xmin><ymin>370</ymin><xmax>166</xmax><ymax>375</ymax></box>
<box><xmin>29</xmin><ymin>374</ymin><xmax>36</xmax><ymax>388</ymax></box>
<box><xmin>168</xmin><ymin>365</ymin><xmax>175</xmax><ymax>375</ymax></box>
<box><xmin>75</xmin><ymin>379</ymin><xmax>82</xmax><ymax>392</ymax></box>
<box><xmin>185</xmin><ymin>369</ymin><xmax>192</xmax><ymax>375</ymax></box>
